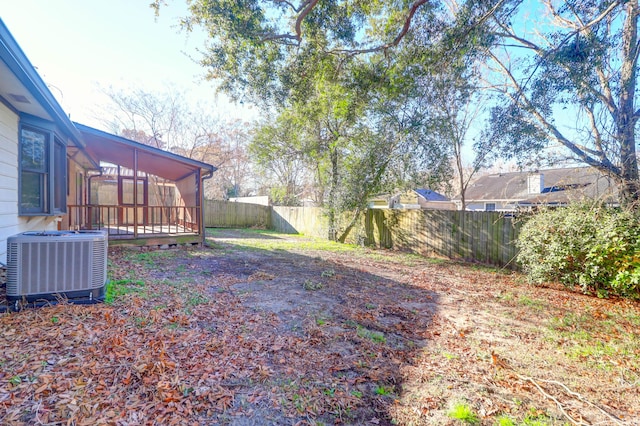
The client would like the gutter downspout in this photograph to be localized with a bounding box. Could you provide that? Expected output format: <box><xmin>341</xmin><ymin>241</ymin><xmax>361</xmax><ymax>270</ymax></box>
<box><xmin>201</xmin><ymin>169</ymin><xmax>214</xmax><ymax>246</ymax></box>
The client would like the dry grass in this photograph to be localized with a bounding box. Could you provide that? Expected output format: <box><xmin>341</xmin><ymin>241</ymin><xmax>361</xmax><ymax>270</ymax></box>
<box><xmin>0</xmin><ymin>229</ymin><xmax>638</xmax><ymax>425</ymax></box>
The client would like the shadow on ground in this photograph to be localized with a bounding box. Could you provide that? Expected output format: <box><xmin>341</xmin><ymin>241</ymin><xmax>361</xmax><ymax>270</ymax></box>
<box><xmin>140</xmin><ymin>229</ymin><xmax>441</xmax><ymax>424</ymax></box>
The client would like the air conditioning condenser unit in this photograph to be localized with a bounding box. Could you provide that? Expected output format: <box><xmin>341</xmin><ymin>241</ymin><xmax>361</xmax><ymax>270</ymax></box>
<box><xmin>6</xmin><ymin>230</ymin><xmax>108</xmax><ymax>303</ymax></box>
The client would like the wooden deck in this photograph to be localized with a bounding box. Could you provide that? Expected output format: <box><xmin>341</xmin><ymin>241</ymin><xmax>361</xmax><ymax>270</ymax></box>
<box><xmin>105</xmin><ymin>224</ymin><xmax>197</xmax><ymax>237</ymax></box>
<box><xmin>67</xmin><ymin>205</ymin><xmax>204</xmax><ymax>247</ymax></box>
<box><xmin>108</xmin><ymin>234</ymin><xmax>202</xmax><ymax>247</ymax></box>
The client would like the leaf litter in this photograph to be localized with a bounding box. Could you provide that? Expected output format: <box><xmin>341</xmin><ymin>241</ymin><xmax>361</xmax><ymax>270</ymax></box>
<box><xmin>0</xmin><ymin>228</ymin><xmax>638</xmax><ymax>425</ymax></box>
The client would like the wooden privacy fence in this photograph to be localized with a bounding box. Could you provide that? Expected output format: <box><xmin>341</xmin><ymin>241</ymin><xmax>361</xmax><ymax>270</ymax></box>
<box><xmin>204</xmin><ymin>200</ymin><xmax>271</xmax><ymax>228</ymax></box>
<box><xmin>364</xmin><ymin>209</ymin><xmax>521</xmax><ymax>268</ymax></box>
<box><xmin>204</xmin><ymin>200</ymin><xmax>522</xmax><ymax>268</ymax></box>
<box><xmin>271</xmin><ymin>206</ymin><xmax>327</xmax><ymax>238</ymax></box>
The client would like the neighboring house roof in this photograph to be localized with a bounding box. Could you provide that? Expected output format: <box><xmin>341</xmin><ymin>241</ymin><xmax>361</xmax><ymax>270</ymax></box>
<box><xmin>463</xmin><ymin>167</ymin><xmax>617</xmax><ymax>205</ymax></box>
<box><xmin>75</xmin><ymin>123</ymin><xmax>216</xmax><ymax>182</ymax></box>
<box><xmin>415</xmin><ymin>189</ymin><xmax>450</xmax><ymax>202</ymax></box>
<box><xmin>0</xmin><ymin>19</ymin><xmax>83</xmax><ymax>148</ymax></box>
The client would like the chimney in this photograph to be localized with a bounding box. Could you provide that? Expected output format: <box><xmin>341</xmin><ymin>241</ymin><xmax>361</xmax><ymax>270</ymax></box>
<box><xmin>527</xmin><ymin>173</ymin><xmax>544</xmax><ymax>194</ymax></box>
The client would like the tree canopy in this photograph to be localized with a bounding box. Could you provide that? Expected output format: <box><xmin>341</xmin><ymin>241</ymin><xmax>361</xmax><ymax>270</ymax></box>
<box><xmin>151</xmin><ymin>0</ymin><xmax>499</xmax><ymax>108</ymax></box>
<box><xmin>153</xmin><ymin>0</ymin><xmax>440</xmax><ymax>105</ymax></box>
<box><xmin>483</xmin><ymin>0</ymin><xmax>640</xmax><ymax>206</ymax></box>
<box><xmin>153</xmin><ymin>0</ymin><xmax>640</xmax><ymax>210</ymax></box>
<box><xmin>152</xmin><ymin>0</ymin><xmax>493</xmax><ymax>237</ymax></box>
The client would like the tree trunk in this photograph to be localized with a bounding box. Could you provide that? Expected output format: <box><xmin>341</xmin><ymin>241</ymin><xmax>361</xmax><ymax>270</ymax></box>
<box><xmin>458</xmin><ymin>165</ymin><xmax>467</xmax><ymax>211</ymax></box>
<box><xmin>327</xmin><ymin>146</ymin><xmax>339</xmax><ymax>240</ymax></box>
<box><xmin>337</xmin><ymin>207</ymin><xmax>362</xmax><ymax>243</ymax></box>
<box><xmin>618</xmin><ymin>0</ymin><xmax>640</xmax><ymax>208</ymax></box>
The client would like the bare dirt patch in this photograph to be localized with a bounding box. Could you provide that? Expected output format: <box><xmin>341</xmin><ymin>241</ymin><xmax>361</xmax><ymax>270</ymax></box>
<box><xmin>0</xmin><ymin>228</ymin><xmax>638</xmax><ymax>425</ymax></box>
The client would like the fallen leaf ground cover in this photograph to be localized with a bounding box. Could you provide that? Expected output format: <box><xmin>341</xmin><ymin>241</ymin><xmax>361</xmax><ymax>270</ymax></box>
<box><xmin>0</xmin><ymin>228</ymin><xmax>638</xmax><ymax>425</ymax></box>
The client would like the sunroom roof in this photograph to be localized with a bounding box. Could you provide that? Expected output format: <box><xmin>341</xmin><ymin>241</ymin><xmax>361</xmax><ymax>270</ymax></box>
<box><xmin>75</xmin><ymin>123</ymin><xmax>215</xmax><ymax>182</ymax></box>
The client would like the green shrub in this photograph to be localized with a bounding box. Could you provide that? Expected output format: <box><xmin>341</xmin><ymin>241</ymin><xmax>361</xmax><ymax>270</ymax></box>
<box><xmin>516</xmin><ymin>202</ymin><xmax>640</xmax><ymax>298</ymax></box>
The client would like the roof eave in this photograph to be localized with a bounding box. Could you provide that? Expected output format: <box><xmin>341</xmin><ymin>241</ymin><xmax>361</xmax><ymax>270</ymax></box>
<box><xmin>0</xmin><ymin>19</ymin><xmax>83</xmax><ymax>147</ymax></box>
<box><xmin>74</xmin><ymin>122</ymin><xmax>216</xmax><ymax>174</ymax></box>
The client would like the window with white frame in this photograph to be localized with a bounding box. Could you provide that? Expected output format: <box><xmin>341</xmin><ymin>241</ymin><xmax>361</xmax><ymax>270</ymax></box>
<box><xmin>19</xmin><ymin>117</ymin><xmax>67</xmax><ymax>215</ymax></box>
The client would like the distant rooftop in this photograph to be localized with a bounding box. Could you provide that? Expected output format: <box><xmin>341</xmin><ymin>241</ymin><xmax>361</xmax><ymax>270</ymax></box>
<box><xmin>415</xmin><ymin>189</ymin><xmax>450</xmax><ymax>202</ymax></box>
<box><xmin>462</xmin><ymin>167</ymin><xmax>617</xmax><ymax>204</ymax></box>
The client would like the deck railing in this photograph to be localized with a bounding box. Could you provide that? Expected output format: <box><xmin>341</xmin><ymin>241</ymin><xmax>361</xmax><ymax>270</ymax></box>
<box><xmin>67</xmin><ymin>205</ymin><xmax>201</xmax><ymax>238</ymax></box>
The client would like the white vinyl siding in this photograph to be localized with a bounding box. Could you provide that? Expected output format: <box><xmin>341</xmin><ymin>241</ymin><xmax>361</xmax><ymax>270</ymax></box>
<box><xmin>0</xmin><ymin>102</ymin><xmax>19</xmax><ymax>263</ymax></box>
<box><xmin>0</xmin><ymin>103</ymin><xmax>55</xmax><ymax>264</ymax></box>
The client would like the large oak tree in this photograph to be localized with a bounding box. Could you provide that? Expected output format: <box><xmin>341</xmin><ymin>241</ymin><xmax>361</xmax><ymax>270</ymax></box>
<box><xmin>484</xmin><ymin>0</ymin><xmax>640</xmax><ymax>207</ymax></box>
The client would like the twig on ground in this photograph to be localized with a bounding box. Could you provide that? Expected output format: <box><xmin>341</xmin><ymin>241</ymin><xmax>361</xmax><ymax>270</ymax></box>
<box><xmin>492</xmin><ymin>350</ymin><xmax>625</xmax><ymax>426</ymax></box>
<box><xmin>535</xmin><ymin>378</ymin><xmax>625</xmax><ymax>425</ymax></box>
<box><xmin>518</xmin><ymin>375</ymin><xmax>585</xmax><ymax>426</ymax></box>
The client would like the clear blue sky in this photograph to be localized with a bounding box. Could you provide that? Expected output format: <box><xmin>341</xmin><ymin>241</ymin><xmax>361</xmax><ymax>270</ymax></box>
<box><xmin>0</xmin><ymin>1</ymin><xmax>255</xmax><ymax>128</ymax></box>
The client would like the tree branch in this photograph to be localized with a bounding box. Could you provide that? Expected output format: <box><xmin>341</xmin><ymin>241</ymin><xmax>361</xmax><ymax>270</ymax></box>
<box><xmin>574</xmin><ymin>4</ymin><xmax>621</xmax><ymax>118</ymax></box>
<box><xmin>544</xmin><ymin>0</ymin><xmax>580</xmax><ymax>30</ymax></box>
<box><xmin>294</xmin><ymin>0</ymin><xmax>320</xmax><ymax>41</ymax></box>
<box><xmin>337</xmin><ymin>0</ymin><xmax>507</xmax><ymax>57</ymax></box>
<box><xmin>255</xmin><ymin>0</ymin><xmax>319</xmax><ymax>44</ymax></box>
<box><xmin>486</xmin><ymin>49</ymin><xmax>621</xmax><ymax>176</ymax></box>
<box><xmin>272</xmin><ymin>0</ymin><xmax>302</xmax><ymax>12</ymax></box>
<box><xmin>493</xmin><ymin>30</ymin><xmax>541</xmax><ymax>51</ymax></box>
<box><xmin>494</xmin><ymin>0</ymin><xmax>623</xmax><ymax>115</ymax></box>
<box><xmin>330</xmin><ymin>0</ymin><xmax>430</xmax><ymax>56</ymax></box>
<box><xmin>583</xmin><ymin>101</ymin><xmax>605</xmax><ymax>155</ymax></box>
<box><xmin>258</xmin><ymin>32</ymin><xmax>300</xmax><ymax>44</ymax></box>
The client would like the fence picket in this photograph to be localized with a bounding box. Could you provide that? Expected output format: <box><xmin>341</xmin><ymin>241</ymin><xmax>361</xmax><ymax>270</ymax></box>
<box><xmin>204</xmin><ymin>201</ymin><xmax>522</xmax><ymax>269</ymax></box>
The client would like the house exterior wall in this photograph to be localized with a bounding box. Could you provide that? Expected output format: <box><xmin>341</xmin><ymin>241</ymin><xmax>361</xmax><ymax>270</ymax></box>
<box><xmin>399</xmin><ymin>191</ymin><xmax>419</xmax><ymax>205</ymax></box>
<box><xmin>368</xmin><ymin>199</ymin><xmax>389</xmax><ymax>209</ymax></box>
<box><xmin>465</xmin><ymin>201</ymin><xmax>519</xmax><ymax>212</ymax></box>
<box><xmin>0</xmin><ymin>102</ymin><xmax>56</xmax><ymax>263</ymax></box>
<box><xmin>466</xmin><ymin>203</ymin><xmax>486</xmax><ymax>211</ymax></box>
<box><xmin>420</xmin><ymin>201</ymin><xmax>457</xmax><ymax>210</ymax></box>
